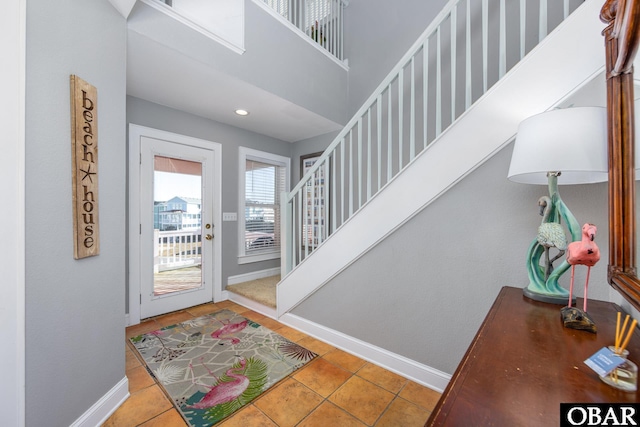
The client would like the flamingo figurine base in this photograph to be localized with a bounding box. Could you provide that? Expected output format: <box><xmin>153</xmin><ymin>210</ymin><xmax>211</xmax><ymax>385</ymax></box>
<box><xmin>523</xmin><ymin>287</ymin><xmax>576</xmax><ymax>306</ymax></box>
<box><xmin>560</xmin><ymin>306</ymin><xmax>597</xmax><ymax>334</ymax></box>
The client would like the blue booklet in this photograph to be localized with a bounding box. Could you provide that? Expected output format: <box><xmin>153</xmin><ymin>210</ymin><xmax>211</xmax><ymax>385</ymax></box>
<box><xmin>584</xmin><ymin>347</ymin><xmax>626</xmax><ymax>376</ymax></box>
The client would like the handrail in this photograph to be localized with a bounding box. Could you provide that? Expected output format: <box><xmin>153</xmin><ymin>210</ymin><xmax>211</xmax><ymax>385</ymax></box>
<box><xmin>282</xmin><ymin>0</ymin><xmax>585</xmax><ymax>274</ymax></box>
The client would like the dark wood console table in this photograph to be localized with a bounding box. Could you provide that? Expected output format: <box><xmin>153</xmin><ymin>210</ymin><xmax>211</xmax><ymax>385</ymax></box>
<box><xmin>427</xmin><ymin>286</ymin><xmax>640</xmax><ymax>426</ymax></box>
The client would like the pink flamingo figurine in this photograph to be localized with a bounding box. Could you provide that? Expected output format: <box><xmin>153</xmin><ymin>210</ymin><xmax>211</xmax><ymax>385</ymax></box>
<box><xmin>187</xmin><ymin>357</ymin><xmax>249</xmax><ymax>409</ymax></box>
<box><xmin>566</xmin><ymin>223</ymin><xmax>600</xmax><ymax>312</ymax></box>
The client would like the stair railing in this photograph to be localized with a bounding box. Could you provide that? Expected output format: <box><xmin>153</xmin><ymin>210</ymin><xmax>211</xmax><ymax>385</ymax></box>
<box><xmin>281</xmin><ymin>0</ymin><xmax>586</xmax><ymax>275</ymax></box>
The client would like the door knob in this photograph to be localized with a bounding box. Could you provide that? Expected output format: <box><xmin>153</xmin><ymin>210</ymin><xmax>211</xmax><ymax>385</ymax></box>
<box><xmin>205</xmin><ymin>234</ymin><xmax>213</xmax><ymax>240</ymax></box>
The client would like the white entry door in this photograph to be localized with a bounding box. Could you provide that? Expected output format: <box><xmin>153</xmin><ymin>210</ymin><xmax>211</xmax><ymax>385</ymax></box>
<box><xmin>129</xmin><ymin>125</ymin><xmax>221</xmax><ymax>322</ymax></box>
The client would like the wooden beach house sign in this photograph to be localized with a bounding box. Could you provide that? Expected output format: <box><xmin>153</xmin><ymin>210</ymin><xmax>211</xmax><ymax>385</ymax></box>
<box><xmin>70</xmin><ymin>75</ymin><xmax>100</xmax><ymax>259</ymax></box>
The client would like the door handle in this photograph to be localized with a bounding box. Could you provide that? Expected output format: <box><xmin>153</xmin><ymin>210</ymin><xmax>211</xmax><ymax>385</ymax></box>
<box><xmin>205</xmin><ymin>234</ymin><xmax>213</xmax><ymax>240</ymax></box>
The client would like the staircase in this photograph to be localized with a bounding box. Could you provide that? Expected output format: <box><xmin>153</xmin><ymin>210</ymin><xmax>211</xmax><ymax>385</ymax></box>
<box><xmin>278</xmin><ymin>0</ymin><xmax>606</xmax><ymax>316</ymax></box>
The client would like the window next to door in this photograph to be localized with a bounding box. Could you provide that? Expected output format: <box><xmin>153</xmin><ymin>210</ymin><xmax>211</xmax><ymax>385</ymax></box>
<box><xmin>238</xmin><ymin>147</ymin><xmax>290</xmax><ymax>264</ymax></box>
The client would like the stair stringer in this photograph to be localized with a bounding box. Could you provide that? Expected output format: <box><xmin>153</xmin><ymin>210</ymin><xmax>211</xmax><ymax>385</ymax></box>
<box><xmin>277</xmin><ymin>0</ymin><xmax>606</xmax><ymax>317</ymax></box>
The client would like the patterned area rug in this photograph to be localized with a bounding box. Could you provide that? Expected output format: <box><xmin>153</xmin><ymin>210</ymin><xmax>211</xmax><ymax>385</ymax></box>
<box><xmin>130</xmin><ymin>309</ymin><xmax>317</xmax><ymax>426</ymax></box>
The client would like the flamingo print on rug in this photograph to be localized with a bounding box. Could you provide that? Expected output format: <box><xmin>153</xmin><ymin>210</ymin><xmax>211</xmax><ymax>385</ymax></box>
<box><xmin>130</xmin><ymin>310</ymin><xmax>316</xmax><ymax>426</ymax></box>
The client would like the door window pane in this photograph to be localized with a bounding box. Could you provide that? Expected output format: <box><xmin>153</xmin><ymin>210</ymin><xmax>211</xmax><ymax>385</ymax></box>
<box><xmin>153</xmin><ymin>156</ymin><xmax>203</xmax><ymax>296</ymax></box>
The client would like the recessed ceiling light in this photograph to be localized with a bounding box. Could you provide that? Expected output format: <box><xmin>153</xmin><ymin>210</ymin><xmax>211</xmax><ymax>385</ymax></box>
<box><xmin>235</xmin><ymin>109</ymin><xmax>249</xmax><ymax>116</ymax></box>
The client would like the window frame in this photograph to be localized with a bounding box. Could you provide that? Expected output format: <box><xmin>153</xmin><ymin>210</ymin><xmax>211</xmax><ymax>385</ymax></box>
<box><xmin>238</xmin><ymin>147</ymin><xmax>290</xmax><ymax>264</ymax></box>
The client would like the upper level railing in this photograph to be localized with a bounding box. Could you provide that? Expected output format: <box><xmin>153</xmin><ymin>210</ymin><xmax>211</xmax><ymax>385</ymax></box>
<box><xmin>281</xmin><ymin>0</ymin><xmax>586</xmax><ymax>274</ymax></box>
<box><xmin>258</xmin><ymin>0</ymin><xmax>346</xmax><ymax>60</ymax></box>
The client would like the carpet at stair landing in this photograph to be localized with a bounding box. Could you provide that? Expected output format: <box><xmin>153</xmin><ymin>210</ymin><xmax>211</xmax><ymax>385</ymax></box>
<box><xmin>226</xmin><ymin>275</ymin><xmax>278</xmax><ymax>308</ymax></box>
<box><xmin>129</xmin><ymin>309</ymin><xmax>317</xmax><ymax>426</ymax></box>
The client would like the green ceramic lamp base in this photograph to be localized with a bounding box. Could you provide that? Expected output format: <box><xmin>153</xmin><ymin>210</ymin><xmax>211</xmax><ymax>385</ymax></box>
<box><xmin>523</xmin><ymin>287</ymin><xmax>576</xmax><ymax>305</ymax></box>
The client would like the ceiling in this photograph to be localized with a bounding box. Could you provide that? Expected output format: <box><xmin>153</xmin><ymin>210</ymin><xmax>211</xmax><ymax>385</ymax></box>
<box><xmin>126</xmin><ymin>9</ymin><xmax>344</xmax><ymax>144</ymax></box>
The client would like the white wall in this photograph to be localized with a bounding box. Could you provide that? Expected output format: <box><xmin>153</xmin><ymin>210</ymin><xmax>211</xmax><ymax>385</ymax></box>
<box><xmin>25</xmin><ymin>0</ymin><xmax>127</xmax><ymax>424</ymax></box>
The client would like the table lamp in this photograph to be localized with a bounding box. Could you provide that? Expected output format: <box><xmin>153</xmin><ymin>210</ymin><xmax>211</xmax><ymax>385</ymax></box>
<box><xmin>508</xmin><ymin>107</ymin><xmax>608</xmax><ymax>305</ymax></box>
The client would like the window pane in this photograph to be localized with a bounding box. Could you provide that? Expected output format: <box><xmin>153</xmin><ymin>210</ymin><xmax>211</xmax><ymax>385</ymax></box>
<box><xmin>245</xmin><ymin>160</ymin><xmax>276</xmax><ymax>204</ymax></box>
<box><xmin>244</xmin><ymin>158</ymin><xmax>284</xmax><ymax>253</ymax></box>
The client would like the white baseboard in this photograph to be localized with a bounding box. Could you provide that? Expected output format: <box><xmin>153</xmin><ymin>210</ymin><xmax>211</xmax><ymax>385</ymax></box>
<box><xmin>227</xmin><ymin>268</ymin><xmax>280</xmax><ymax>286</ymax></box>
<box><xmin>223</xmin><ymin>290</ymin><xmax>277</xmax><ymax>319</ymax></box>
<box><xmin>280</xmin><ymin>313</ymin><xmax>451</xmax><ymax>393</ymax></box>
<box><xmin>70</xmin><ymin>377</ymin><xmax>129</xmax><ymax>427</ymax></box>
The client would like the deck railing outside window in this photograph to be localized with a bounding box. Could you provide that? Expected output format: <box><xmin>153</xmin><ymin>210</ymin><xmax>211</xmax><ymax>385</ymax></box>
<box><xmin>261</xmin><ymin>0</ymin><xmax>345</xmax><ymax>60</ymax></box>
<box><xmin>282</xmin><ymin>0</ymin><xmax>586</xmax><ymax>275</ymax></box>
<box><xmin>154</xmin><ymin>229</ymin><xmax>202</xmax><ymax>272</ymax></box>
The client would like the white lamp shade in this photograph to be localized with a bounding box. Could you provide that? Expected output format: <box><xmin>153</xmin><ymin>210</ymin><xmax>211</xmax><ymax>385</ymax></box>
<box><xmin>508</xmin><ymin>107</ymin><xmax>608</xmax><ymax>185</ymax></box>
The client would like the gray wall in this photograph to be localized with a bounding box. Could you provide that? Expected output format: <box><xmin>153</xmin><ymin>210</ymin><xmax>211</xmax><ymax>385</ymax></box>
<box><xmin>127</xmin><ymin>96</ymin><xmax>292</xmax><ymax>300</ymax></box>
<box><xmin>292</xmin><ymin>143</ymin><xmax>610</xmax><ymax>374</ymax></box>
<box><xmin>343</xmin><ymin>0</ymin><xmax>449</xmax><ymax>116</ymax></box>
<box><xmin>25</xmin><ymin>1</ymin><xmax>126</xmax><ymax>425</ymax></box>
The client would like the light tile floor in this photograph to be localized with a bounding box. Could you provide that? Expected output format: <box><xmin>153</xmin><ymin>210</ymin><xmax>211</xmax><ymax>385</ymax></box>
<box><xmin>103</xmin><ymin>300</ymin><xmax>441</xmax><ymax>426</ymax></box>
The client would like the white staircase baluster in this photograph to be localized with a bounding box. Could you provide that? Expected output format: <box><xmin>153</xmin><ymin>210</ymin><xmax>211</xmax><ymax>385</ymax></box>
<box><xmin>499</xmin><ymin>0</ymin><xmax>506</xmax><ymax>79</ymax></box>
<box><xmin>398</xmin><ymin>71</ymin><xmax>404</xmax><ymax>171</ymax></box>
<box><xmin>280</xmin><ymin>0</ymin><xmax>588</xmax><ymax>274</ymax></box>
<box><xmin>520</xmin><ymin>0</ymin><xmax>527</xmax><ymax>60</ymax></box>
<box><xmin>324</xmin><ymin>159</ymin><xmax>330</xmax><ymax>240</ymax></box>
<box><xmin>482</xmin><ymin>0</ymin><xmax>488</xmax><ymax>93</ymax></box>
<box><xmin>367</xmin><ymin>109</ymin><xmax>372</xmax><ymax>199</ymax></box>
<box><xmin>357</xmin><ymin>117</ymin><xmax>362</xmax><ymax>208</ymax></box>
<box><xmin>423</xmin><ymin>41</ymin><xmax>429</xmax><ymax>149</ymax></box>
<box><xmin>297</xmin><ymin>188</ymin><xmax>302</xmax><ymax>263</ymax></box>
<box><xmin>340</xmin><ymin>137</ymin><xmax>345</xmax><ymax>225</ymax></box>
<box><xmin>410</xmin><ymin>56</ymin><xmax>416</xmax><ymax>161</ymax></box>
<box><xmin>377</xmin><ymin>94</ymin><xmax>382</xmax><ymax>191</ymax></box>
<box><xmin>348</xmin><ymin>130</ymin><xmax>353</xmax><ymax>216</ymax></box>
<box><xmin>451</xmin><ymin>5</ymin><xmax>457</xmax><ymax>123</ymax></box>
<box><xmin>331</xmin><ymin>152</ymin><xmax>336</xmax><ymax>233</ymax></box>
<box><xmin>304</xmin><ymin>182</ymin><xmax>309</xmax><ymax>258</ymax></box>
<box><xmin>436</xmin><ymin>26</ymin><xmax>442</xmax><ymax>136</ymax></box>
<box><xmin>312</xmin><ymin>168</ymin><xmax>317</xmax><ymax>248</ymax></box>
<box><xmin>539</xmin><ymin>0</ymin><xmax>547</xmax><ymax>42</ymax></box>
<box><xmin>465</xmin><ymin>0</ymin><xmax>471</xmax><ymax>110</ymax></box>
<box><xmin>281</xmin><ymin>190</ymin><xmax>291</xmax><ymax>273</ymax></box>
<box><xmin>387</xmin><ymin>84</ymin><xmax>393</xmax><ymax>183</ymax></box>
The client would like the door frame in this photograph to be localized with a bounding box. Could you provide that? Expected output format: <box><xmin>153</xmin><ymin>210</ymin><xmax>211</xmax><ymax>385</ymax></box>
<box><xmin>128</xmin><ymin>124</ymin><xmax>222</xmax><ymax>325</ymax></box>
